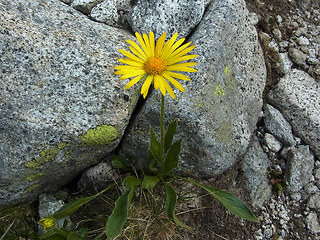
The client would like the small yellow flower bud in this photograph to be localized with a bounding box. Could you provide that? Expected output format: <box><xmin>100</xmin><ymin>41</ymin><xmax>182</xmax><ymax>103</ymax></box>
<box><xmin>39</xmin><ymin>217</ymin><xmax>56</xmax><ymax>230</ymax></box>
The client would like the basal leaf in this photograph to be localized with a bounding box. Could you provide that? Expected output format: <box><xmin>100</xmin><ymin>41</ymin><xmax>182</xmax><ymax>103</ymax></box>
<box><xmin>162</xmin><ymin>139</ymin><xmax>182</xmax><ymax>175</ymax></box>
<box><xmin>67</xmin><ymin>231</ymin><xmax>83</xmax><ymax>240</ymax></box>
<box><xmin>141</xmin><ymin>175</ymin><xmax>159</xmax><ymax>189</ymax></box>
<box><xmin>164</xmin><ymin>119</ymin><xmax>178</xmax><ymax>153</ymax></box>
<box><xmin>106</xmin><ymin>191</ymin><xmax>130</xmax><ymax>239</ymax></box>
<box><xmin>52</xmin><ymin>196</ymin><xmax>97</xmax><ymax>220</ymax></box>
<box><xmin>123</xmin><ymin>175</ymin><xmax>142</xmax><ymax>191</ymax></box>
<box><xmin>149</xmin><ymin>127</ymin><xmax>161</xmax><ymax>162</ymax></box>
<box><xmin>163</xmin><ymin>182</ymin><xmax>188</xmax><ymax>228</ymax></box>
<box><xmin>111</xmin><ymin>155</ymin><xmax>128</xmax><ymax>170</ymax></box>
<box><xmin>194</xmin><ymin>182</ymin><xmax>258</xmax><ymax>222</ymax></box>
<box><xmin>52</xmin><ymin>184</ymin><xmax>115</xmax><ymax>219</ymax></box>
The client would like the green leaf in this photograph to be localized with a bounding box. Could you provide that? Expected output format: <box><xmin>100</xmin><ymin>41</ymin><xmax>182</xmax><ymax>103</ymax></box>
<box><xmin>52</xmin><ymin>196</ymin><xmax>97</xmax><ymax>220</ymax></box>
<box><xmin>111</xmin><ymin>155</ymin><xmax>128</xmax><ymax>170</ymax></box>
<box><xmin>106</xmin><ymin>191</ymin><xmax>131</xmax><ymax>239</ymax></box>
<box><xmin>162</xmin><ymin>139</ymin><xmax>182</xmax><ymax>175</ymax></box>
<box><xmin>52</xmin><ymin>184</ymin><xmax>115</xmax><ymax>219</ymax></box>
<box><xmin>67</xmin><ymin>231</ymin><xmax>83</xmax><ymax>240</ymax></box>
<box><xmin>163</xmin><ymin>182</ymin><xmax>189</xmax><ymax>228</ymax></box>
<box><xmin>149</xmin><ymin>127</ymin><xmax>161</xmax><ymax>162</ymax></box>
<box><xmin>141</xmin><ymin>175</ymin><xmax>159</xmax><ymax>189</ymax></box>
<box><xmin>187</xmin><ymin>179</ymin><xmax>258</xmax><ymax>222</ymax></box>
<box><xmin>123</xmin><ymin>175</ymin><xmax>141</xmax><ymax>191</ymax></box>
<box><xmin>39</xmin><ymin>229</ymin><xmax>69</xmax><ymax>239</ymax></box>
<box><xmin>164</xmin><ymin>119</ymin><xmax>178</xmax><ymax>153</ymax></box>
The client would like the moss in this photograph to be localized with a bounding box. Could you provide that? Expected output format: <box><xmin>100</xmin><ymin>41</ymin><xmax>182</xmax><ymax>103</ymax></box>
<box><xmin>80</xmin><ymin>125</ymin><xmax>119</xmax><ymax>146</ymax></box>
<box><xmin>25</xmin><ymin>142</ymin><xmax>70</xmax><ymax>170</ymax></box>
<box><xmin>215</xmin><ymin>121</ymin><xmax>234</xmax><ymax>144</ymax></box>
<box><xmin>23</xmin><ymin>184</ymin><xmax>40</xmax><ymax>193</ymax></box>
<box><xmin>26</xmin><ymin>172</ymin><xmax>44</xmax><ymax>182</ymax></box>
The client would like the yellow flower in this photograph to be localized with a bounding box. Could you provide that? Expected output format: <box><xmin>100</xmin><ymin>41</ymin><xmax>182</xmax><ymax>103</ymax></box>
<box><xmin>39</xmin><ymin>217</ymin><xmax>56</xmax><ymax>230</ymax></box>
<box><xmin>115</xmin><ymin>32</ymin><xmax>198</xmax><ymax>99</ymax></box>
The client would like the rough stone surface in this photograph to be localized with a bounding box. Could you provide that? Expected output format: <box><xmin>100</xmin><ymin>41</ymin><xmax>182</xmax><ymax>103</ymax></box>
<box><xmin>71</xmin><ymin>0</ymin><xmax>103</xmax><ymax>14</ymax></box>
<box><xmin>264</xmin><ymin>133</ymin><xmax>283</xmax><ymax>152</ymax></box>
<box><xmin>307</xmin><ymin>193</ymin><xmax>320</xmax><ymax>211</ymax></box>
<box><xmin>306</xmin><ymin>211</ymin><xmax>320</xmax><ymax>234</ymax></box>
<box><xmin>285</xmin><ymin>145</ymin><xmax>314</xmax><ymax>193</ymax></box>
<box><xmin>78</xmin><ymin>160</ymin><xmax>118</xmax><ymax>190</ymax></box>
<box><xmin>264</xmin><ymin>104</ymin><xmax>295</xmax><ymax>146</ymax></box>
<box><xmin>38</xmin><ymin>194</ymin><xmax>70</xmax><ymax>234</ymax></box>
<box><xmin>128</xmin><ymin>0</ymin><xmax>206</xmax><ymax>38</ymax></box>
<box><xmin>242</xmin><ymin>137</ymin><xmax>272</xmax><ymax>207</ymax></box>
<box><xmin>0</xmin><ymin>0</ymin><xmax>140</xmax><ymax>207</ymax></box>
<box><xmin>120</xmin><ymin>0</ymin><xmax>266</xmax><ymax>177</ymax></box>
<box><xmin>90</xmin><ymin>0</ymin><xmax>132</xmax><ymax>27</ymax></box>
<box><xmin>288</xmin><ymin>48</ymin><xmax>308</xmax><ymax>69</ymax></box>
<box><xmin>268</xmin><ymin>69</ymin><xmax>320</xmax><ymax>158</ymax></box>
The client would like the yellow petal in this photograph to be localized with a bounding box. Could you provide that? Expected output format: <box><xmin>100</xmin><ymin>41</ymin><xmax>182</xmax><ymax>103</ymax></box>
<box><xmin>166</xmin><ymin>65</ymin><xmax>197</xmax><ymax>72</ymax></box>
<box><xmin>118</xmin><ymin>58</ymin><xmax>144</xmax><ymax>67</ymax></box>
<box><xmin>170</xmin><ymin>41</ymin><xmax>192</xmax><ymax>57</ymax></box>
<box><xmin>171</xmin><ymin>45</ymin><xmax>196</xmax><ymax>60</ymax></box>
<box><xmin>161</xmin><ymin>32</ymin><xmax>178</xmax><ymax>57</ymax></box>
<box><xmin>166</xmin><ymin>71</ymin><xmax>191</xmax><ymax>81</ymax></box>
<box><xmin>155</xmin><ymin>32</ymin><xmax>166</xmax><ymax>56</ymax></box>
<box><xmin>154</xmin><ymin>74</ymin><xmax>160</xmax><ymax>90</ymax></box>
<box><xmin>167</xmin><ymin>55</ymin><xmax>198</xmax><ymax>65</ymax></box>
<box><xmin>136</xmin><ymin>32</ymin><xmax>151</xmax><ymax>58</ymax></box>
<box><xmin>129</xmin><ymin>46</ymin><xmax>147</xmax><ymax>61</ymax></box>
<box><xmin>118</xmin><ymin>49</ymin><xmax>144</xmax><ymax>63</ymax></box>
<box><xmin>161</xmin><ymin>76</ymin><xmax>175</xmax><ymax>99</ymax></box>
<box><xmin>162</xmin><ymin>72</ymin><xmax>185</xmax><ymax>92</ymax></box>
<box><xmin>158</xmin><ymin>76</ymin><xmax>166</xmax><ymax>97</ymax></box>
<box><xmin>141</xmin><ymin>75</ymin><xmax>153</xmax><ymax>98</ymax></box>
<box><xmin>126</xmin><ymin>40</ymin><xmax>147</xmax><ymax>60</ymax></box>
<box><xmin>163</xmin><ymin>38</ymin><xmax>185</xmax><ymax>59</ymax></box>
<box><xmin>120</xmin><ymin>69</ymin><xmax>146</xmax><ymax>80</ymax></box>
<box><xmin>125</xmin><ymin>74</ymin><xmax>145</xmax><ymax>89</ymax></box>
<box><xmin>149</xmin><ymin>32</ymin><xmax>155</xmax><ymax>57</ymax></box>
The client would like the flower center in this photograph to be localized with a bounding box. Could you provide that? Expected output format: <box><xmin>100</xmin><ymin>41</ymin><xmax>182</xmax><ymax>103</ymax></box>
<box><xmin>144</xmin><ymin>57</ymin><xmax>167</xmax><ymax>75</ymax></box>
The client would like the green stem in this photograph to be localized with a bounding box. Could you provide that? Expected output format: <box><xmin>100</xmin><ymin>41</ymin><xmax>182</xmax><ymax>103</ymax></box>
<box><xmin>160</xmin><ymin>94</ymin><xmax>165</xmax><ymax>165</ymax></box>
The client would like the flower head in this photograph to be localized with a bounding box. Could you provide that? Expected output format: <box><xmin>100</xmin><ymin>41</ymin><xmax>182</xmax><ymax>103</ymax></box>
<box><xmin>115</xmin><ymin>32</ymin><xmax>198</xmax><ymax>99</ymax></box>
<box><xmin>39</xmin><ymin>217</ymin><xmax>56</xmax><ymax>230</ymax></box>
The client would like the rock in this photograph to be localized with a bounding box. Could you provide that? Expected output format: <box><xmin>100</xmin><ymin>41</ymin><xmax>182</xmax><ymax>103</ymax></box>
<box><xmin>78</xmin><ymin>160</ymin><xmax>118</xmax><ymax>190</ymax></box>
<box><xmin>264</xmin><ymin>104</ymin><xmax>295</xmax><ymax>146</ymax></box>
<box><xmin>60</xmin><ymin>0</ymin><xmax>74</xmax><ymax>4</ymax></box>
<box><xmin>120</xmin><ymin>0</ymin><xmax>266</xmax><ymax>177</ymax></box>
<box><xmin>268</xmin><ymin>69</ymin><xmax>320</xmax><ymax>158</ymax></box>
<box><xmin>285</xmin><ymin>145</ymin><xmax>314</xmax><ymax>193</ymax></box>
<box><xmin>272</xmin><ymin>28</ymin><xmax>282</xmax><ymax>41</ymax></box>
<box><xmin>288</xmin><ymin>48</ymin><xmax>308</xmax><ymax>69</ymax></box>
<box><xmin>128</xmin><ymin>0</ymin><xmax>206</xmax><ymax>38</ymax></box>
<box><xmin>38</xmin><ymin>194</ymin><xmax>71</xmax><ymax>234</ymax></box>
<box><xmin>264</xmin><ymin>133</ymin><xmax>283</xmax><ymax>152</ymax></box>
<box><xmin>297</xmin><ymin>36</ymin><xmax>310</xmax><ymax>46</ymax></box>
<box><xmin>90</xmin><ymin>0</ymin><xmax>132</xmax><ymax>27</ymax></box>
<box><xmin>242</xmin><ymin>137</ymin><xmax>272</xmax><ymax>207</ymax></box>
<box><xmin>71</xmin><ymin>0</ymin><xmax>103</xmax><ymax>14</ymax></box>
<box><xmin>307</xmin><ymin>193</ymin><xmax>320</xmax><ymax>210</ymax></box>
<box><xmin>0</xmin><ymin>0</ymin><xmax>140</xmax><ymax>207</ymax></box>
<box><xmin>306</xmin><ymin>211</ymin><xmax>320</xmax><ymax>234</ymax></box>
<box><xmin>296</xmin><ymin>0</ymin><xmax>311</xmax><ymax>10</ymax></box>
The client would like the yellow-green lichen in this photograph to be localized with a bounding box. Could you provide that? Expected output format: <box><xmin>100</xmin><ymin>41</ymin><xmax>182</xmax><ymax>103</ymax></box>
<box><xmin>214</xmin><ymin>84</ymin><xmax>226</xmax><ymax>96</ymax></box>
<box><xmin>24</xmin><ymin>184</ymin><xmax>40</xmax><ymax>193</ymax></box>
<box><xmin>25</xmin><ymin>142</ymin><xmax>70</xmax><ymax>170</ymax></box>
<box><xmin>26</xmin><ymin>172</ymin><xmax>44</xmax><ymax>182</ymax></box>
<box><xmin>215</xmin><ymin>121</ymin><xmax>234</xmax><ymax>143</ymax></box>
<box><xmin>80</xmin><ymin>125</ymin><xmax>119</xmax><ymax>146</ymax></box>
